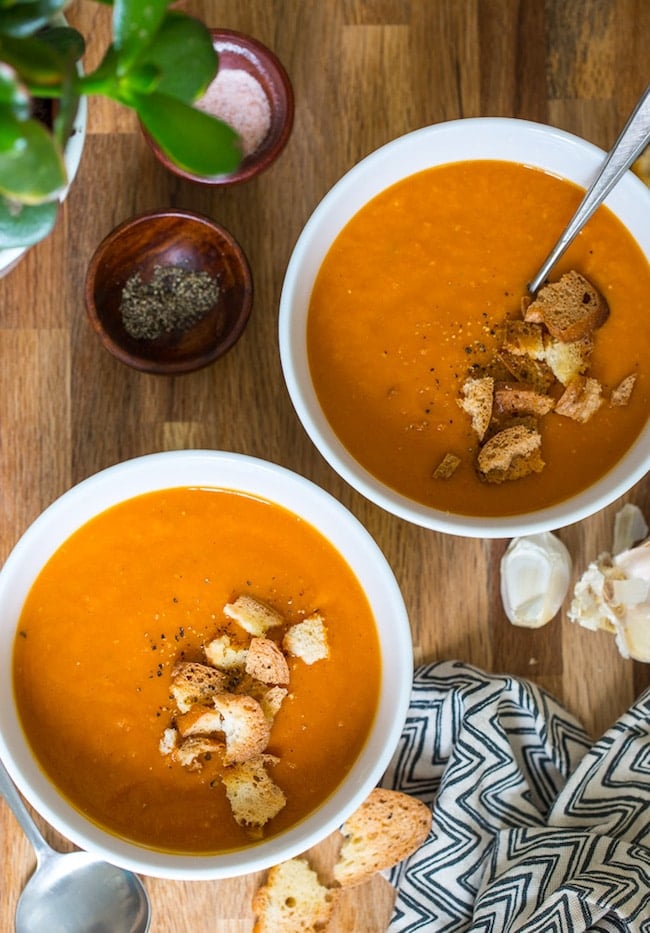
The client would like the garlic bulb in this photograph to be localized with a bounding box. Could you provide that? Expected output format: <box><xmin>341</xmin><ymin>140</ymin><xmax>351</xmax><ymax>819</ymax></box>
<box><xmin>500</xmin><ymin>532</ymin><xmax>572</xmax><ymax>628</ymax></box>
<box><xmin>569</xmin><ymin>538</ymin><xmax>650</xmax><ymax>662</ymax></box>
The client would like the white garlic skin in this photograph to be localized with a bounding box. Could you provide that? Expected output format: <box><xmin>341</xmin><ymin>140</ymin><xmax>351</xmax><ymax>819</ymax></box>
<box><xmin>500</xmin><ymin>532</ymin><xmax>572</xmax><ymax>628</ymax></box>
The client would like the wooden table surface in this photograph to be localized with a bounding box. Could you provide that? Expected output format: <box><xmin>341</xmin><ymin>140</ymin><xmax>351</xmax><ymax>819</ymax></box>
<box><xmin>1</xmin><ymin>1</ymin><xmax>648</xmax><ymax>930</ymax></box>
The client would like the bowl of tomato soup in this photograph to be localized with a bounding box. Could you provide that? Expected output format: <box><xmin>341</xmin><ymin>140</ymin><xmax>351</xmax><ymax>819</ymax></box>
<box><xmin>0</xmin><ymin>450</ymin><xmax>412</xmax><ymax>880</ymax></box>
<box><xmin>279</xmin><ymin>118</ymin><xmax>650</xmax><ymax>537</ymax></box>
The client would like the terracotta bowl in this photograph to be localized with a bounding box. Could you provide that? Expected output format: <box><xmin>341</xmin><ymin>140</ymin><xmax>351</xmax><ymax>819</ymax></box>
<box><xmin>85</xmin><ymin>209</ymin><xmax>253</xmax><ymax>375</ymax></box>
<box><xmin>141</xmin><ymin>29</ymin><xmax>294</xmax><ymax>185</ymax></box>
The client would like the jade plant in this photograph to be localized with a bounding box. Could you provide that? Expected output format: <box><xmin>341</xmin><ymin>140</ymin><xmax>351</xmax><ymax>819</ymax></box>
<box><xmin>0</xmin><ymin>0</ymin><xmax>242</xmax><ymax>249</ymax></box>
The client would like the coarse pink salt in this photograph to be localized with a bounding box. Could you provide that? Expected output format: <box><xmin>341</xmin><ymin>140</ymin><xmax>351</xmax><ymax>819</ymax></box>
<box><xmin>196</xmin><ymin>68</ymin><xmax>272</xmax><ymax>157</ymax></box>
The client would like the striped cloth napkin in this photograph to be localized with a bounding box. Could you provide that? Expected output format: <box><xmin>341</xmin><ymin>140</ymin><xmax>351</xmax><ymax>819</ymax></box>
<box><xmin>382</xmin><ymin>660</ymin><xmax>650</xmax><ymax>932</ymax></box>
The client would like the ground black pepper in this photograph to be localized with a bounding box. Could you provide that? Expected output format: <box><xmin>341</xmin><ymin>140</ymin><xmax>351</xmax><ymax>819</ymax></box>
<box><xmin>120</xmin><ymin>264</ymin><xmax>220</xmax><ymax>340</ymax></box>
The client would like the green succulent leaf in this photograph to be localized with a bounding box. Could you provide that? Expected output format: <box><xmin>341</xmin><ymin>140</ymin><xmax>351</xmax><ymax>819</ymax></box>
<box><xmin>0</xmin><ymin>62</ymin><xmax>30</xmax><ymax>117</ymax></box>
<box><xmin>112</xmin><ymin>0</ymin><xmax>169</xmax><ymax>74</ymax></box>
<box><xmin>127</xmin><ymin>11</ymin><xmax>218</xmax><ymax>103</ymax></box>
<box><xmin>0</xmin><ymin>193</ymin><xmax>57</xmax><ymax>246</ymax></box>
<box><xmin>0</xmin><ymin>32</ymin><xmax>68</xmax><ymax>84</ymax></box>
<box><xmin>136</xmin><ymin>92</ymin><xmax>242</xmax><ymax>177</ymax></box>
<box><xmin>38</xmin><ymin>24</ymin><xmax>85</xmax><ymax>62</ymax></box>
<box><xmin>0</xmin><ymin>0</ymin><xmax>67</xmax><ymax>38</ymax></box>
<box><xmin>0</xmin><ymin>110</ymin><xmax>66</xmax><ymax>201</ymax></box>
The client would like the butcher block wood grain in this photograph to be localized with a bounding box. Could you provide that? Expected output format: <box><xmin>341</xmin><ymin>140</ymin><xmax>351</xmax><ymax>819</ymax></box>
<box><xmin>0</xmin><ymin>2</ymin><xmax>648</xmax><ymax>931</ymax></box>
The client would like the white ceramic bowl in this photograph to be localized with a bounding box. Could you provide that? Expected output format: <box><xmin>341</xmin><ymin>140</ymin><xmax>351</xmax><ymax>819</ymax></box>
<box><xmin>0</xmin><ymin>450</ymin><xmax>412</xmax><ymax>880</ymax></box>
<box><xmin>279</xmin><ymin>117</ymin><xmax>650</xmax><ymax>538</ymax></box>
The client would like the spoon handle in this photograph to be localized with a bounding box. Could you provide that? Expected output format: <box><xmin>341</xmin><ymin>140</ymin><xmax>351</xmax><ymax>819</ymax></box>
<box><xmin>0</xmin><ymin>758</ymin><xmax>53</xmax><ymax>863</ymax></box>
<box><xmin>528</xmin><ymin>84</ymin><xmax>650</xmax><ymax>294</ymax></box>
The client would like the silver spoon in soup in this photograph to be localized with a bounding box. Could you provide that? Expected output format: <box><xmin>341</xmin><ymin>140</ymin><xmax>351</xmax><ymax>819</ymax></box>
<box><xmin>528</xmin><ymin>84</ymin><xmax>650</xmax><ymax>295</ymax></box>
<box><xmin>0</xmin><ymin>758</ymin><xmax>151</xmax><ymax>933</ymax></box>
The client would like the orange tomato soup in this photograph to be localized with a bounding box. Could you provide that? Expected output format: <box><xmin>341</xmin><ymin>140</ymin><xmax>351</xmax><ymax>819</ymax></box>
<box><xmin>307</xmin><ymin>161</ymin><xmax>650</xmax><ymax>515</ymax></box>
<box><xmin>13</xmin><ymin>487</ymin><xmax>380</xmax><ymax>853</ymax></box>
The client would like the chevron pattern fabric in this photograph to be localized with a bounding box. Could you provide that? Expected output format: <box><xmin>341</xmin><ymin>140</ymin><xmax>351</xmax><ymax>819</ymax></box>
<box><xmin>382</xmin><ymin>660</ymin><xmax>650</xmax><ymax>932</ymax></box>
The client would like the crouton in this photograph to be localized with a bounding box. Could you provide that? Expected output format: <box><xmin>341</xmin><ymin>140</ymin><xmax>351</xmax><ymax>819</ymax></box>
<box><xmin>555</xmin><ymin>375</ymin><xmax>603</xmax><ymax>423</ymax></box>
<box><xmin>610</xmin><ymin>373</ymin><xmax>637</xmax><ymax>407</ymax></box>
<box><xmin>212</xmin><ymin>692</ymin><xmax>271</xmax><ymax>764</ymax></box>
<box><xmin>173</xmin><ymin>736</ymin><xmax>223</xmax><ymax>772</ymax></box>
<box><xmin>245</xmin><ymin>637</ymin><xmax>290</xmax><ymax>686</ymax></box>
<box><xmin>497</xmin><ymin>350</ymin><xmax>556</xmax><ymax>393</ymax></box>
<box><xmin>224</xmin><ymin>595</ymin><xmax>284</xmax><ymax>636</ymax></box>
<box><xmin>204</xmin><ymin>633</ymin><xmax>248</xmax><ymax>671</ymax></box>
<box><xmin>259</xmin><ymin>686</ymin><xmax>288</xmax><ymax>723</ymax></box>
<box><xmin>252</xmin><ymin>858</ymin><xmax>336</xmax><ymax>933</ymax></box>
<box><xmin>176</xmin><ymin>705</ymin><xmax>224</xmax><ymax>738</ymax></box>
<box><xmin>283</xmin><ymin>613</ymin><xmax>330</xmax><ymax>665</ymax></box>
<box><xmin>501</xmin><ymin>319</ymin><xmax>546</xmax><ymax>359</ymax></box>
<box><xmin>457</xmin><ymin>376</ymin><xmax>493</xmax><ymax>440</ymax></box>
<box><xmin>221</xmin><ymin>754</ymin><xmax>286</xmax><ymax>829</ymax></box>
<box><xmin>524</xmin><ymin>270</ymin><xmax>609</xmax><ymax>341</ymax></box>
<box><xmin>542</xmin><ymin>334</ymin><xmax>594</xmax><ymax>385</ymax></box>
<box><xmin>170</xmin><ymin>661</ymin><xmax>228</xmax><ymax>713</ymax></box>
<box><xmin>493</xmin><ymin>382</ymin><xmax>555</xmax><ymax>417</ymax></box>
<box><xmin>333</xmin><ymin>788</ymin><xmax>432</xmax><ymax>888</ymax></box>
<box><xmin>159</xmin><ymin>727</ymin><xmax>178</xmax><ymax>756</ymax></box>
<box><xmin>477</xmin><ymin>422</ymin><xmax>544</xmax><ymax>483</ymax></box>
<box><xmin>433</xmin><ymin>452</ymin><xmax>461</xmax><ymax>479</ymax></box>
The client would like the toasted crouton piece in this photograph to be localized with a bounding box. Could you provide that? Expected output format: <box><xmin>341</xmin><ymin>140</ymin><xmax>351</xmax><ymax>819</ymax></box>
<box><xmin>252</xmin><ymin>858</ymin><xmax>336</xmax><ymax>933</ymax></box>
<box><xmin>224</xmin><ymin>595</ymin><xmax>284</xmax><ymax>636</ymax></box>
<box><xmin>477</xmin><ymin>422</ymin><xmax>544</xmax><ymax>483</ymax></box>
<box><xmin>493</xmin><ymin>382</ymin><xmax>555</xmax><ymax>417</ymax></box>
<box><xmin>204</xmin><ymin>633</ymin><xmax>248</xmax><ymax>670</ymax></box>
<box><xmin>260</xmin><ymin>686</ymin><xmax>288</xmax><ymax>723</ymax></box>
<box><xmin>497</xmin><ymin>350</ymin><xmax>556</xmax><ymax>393</ymax></box>
<box><xmin>176</xmin><ymin>705</ymin><xmax>224</xmax><ymax>738</ymax></box>
<box><xmin>524</xmin><ymin>270</ymin><xmax>609</xmax><ymax>341</ymax></box>
<box><xmin>542</xmin><ymin>334</ymin><xmax>594</xmax><ymax>385</ymax></box>
<box><xmin>433</xmin><ymin>452</ymin><xmax>461</xmax><ymax>479</ymax></box>
<box><xmin>610</xmin><ymin>373</ymin><xmax>637</xmax><ymax>407</ymax></box>
<box><xmin>212</xmin><ymin>692</ymin><xmax>271</xmax><ymax>764</ymax></box>
<box><xmin>501</xmin><ymin>319</ymin><xmax>546</xmax><ymax>359</ymax></box>
<box><xmin>170</xmin><ymin>661</ymin><xmax>228</xmax><ymax>713</ymax></box>
<box><xmin>333</xmin><ymin>788</ymin><xmax>432</xmax><ymax>888</ymax></box>
<box><xmin>221</xmin><ymin>754</ymin><xmax>286</xmax><ymax>829</ymax></box>
<box><xmin>159</xmin><ymin>727</ymin><xmax>178</xmax><ymax>756</ymax></box>
<box><xmin>245</xmin><ymin>637</ymin><xmax>290</xmax><ymax>686</ymax></box>
<box><xmin>457</xmin><ymin>376</ymin><xmax>494</xmax><ymax>440</ymax></box>
<box><xmin>555</xmin><ymin>375</ymin><xmax>603</xmax><ymax>423</ymax></box>
<box><xmin>173</xmin><ymin>736</ymin><xmax>223</xmax><ymax>772</ymax></box>
<box><xmin>283</xmin><ymin>613</ymin><xmax>330</xmax><ymax>665</ymax></box>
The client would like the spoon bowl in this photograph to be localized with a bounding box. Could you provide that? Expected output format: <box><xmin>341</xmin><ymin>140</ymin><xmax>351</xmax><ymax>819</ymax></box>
<box><xmin>0</xmin><ymin>760</ymin><xmax>150</xmax><ymax>933</ymax></box>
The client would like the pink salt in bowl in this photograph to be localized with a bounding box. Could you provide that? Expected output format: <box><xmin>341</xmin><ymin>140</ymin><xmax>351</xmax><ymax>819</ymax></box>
<box><xmin>142</xmin><ymin>29</ymin><xmax>294</xmax><ymax>185</ymax></box>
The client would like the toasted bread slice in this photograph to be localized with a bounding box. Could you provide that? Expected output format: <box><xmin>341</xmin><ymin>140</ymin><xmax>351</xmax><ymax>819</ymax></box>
<box><xmin>170</xmin><ymin>661</ymin><xmax>228</xmax><ymax>713</ymax></box>
<box><xmin>224</xmin><ymin>595</ymin><xmax>284</xmax><ymax>636</ymax></box>
<box><xmin>204</xmin><ymin>633</ymin><xmax>248</xmax><ymax>670</ymax></box>
<box><xmin>555</xmin><ymin>375</ymin><xmax>603</xmax><ymax>423</ymax></box>
<box><xmin>283</xmin><ymin>613</ymin><xmax>329</xmax><ymax>665</ymax></box>
<box><xmin>222</xmin><ymin>754</ymin><xmax>286</xmax><ymax>829</ymax></box>
<box><xmin>176</xmin><ymin>705</ymin><xmax>224</xmax><ymax>738</ymax></box>
<box><xmin>493</xmin><ymin>382</ymin><xmax>555</xmax><ymax>417</ymax></box>
<box><xmin>477</xmin><ymin>422</ymin><xmax>544</xmax><ymax>483</ymax></box>
<box><xmin>252</xmin><ymin>858</ymin><xmax>336</xmax><ymax>933</ymax></box>
<box><xmin>433</xmin><ymin>452</ymin><xmax>461</xmax><ymax>479</ymax></box>
<box><xmin>333</xmin><ymin>788</ymin><xmax>432</xmax><ymax>888</ymax></box>
<box><xmin>173</xmin><ymin>736</ymin><xmax>223</xmax><ymax>772</ymax></box>
<box><xmin>497</xmin><ymin>350</ymin><xmax>556</xmax><ymax>393</ymax></box>
<box><xmin>524</xmin><ymin>270</ymin><xmax>609</xmax><ymax>341</ymax></box>
<box><xmin>610</xmin><ymin>372</ymin><xmax>637</xmax><ymax>407</ymax></box>
<box><xmin>245</xmin><ymin>637</ymin><xmax>290</xmax><ymax>685</ymax></box>
<box><xmin>501</xmin><ymin>319</ymin><xmax>546</xmax><ymax>359</ymax></box>
<box><xmin>212</xmin><ymin>692</ymin><xmax>271</xmax><ymax>765</ymax></box>
<box><xmin>457</xmin><ymin>376</ymin><xmax>494</xmax><ymax>440</ymax></box>
<box><xmin>542</xmin><ymin>333</ymin><xmax>593</xmax><ymax>385</ymax></box>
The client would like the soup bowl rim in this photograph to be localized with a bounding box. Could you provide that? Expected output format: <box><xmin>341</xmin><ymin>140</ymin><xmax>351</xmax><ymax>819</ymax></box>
<box><xmin>278</xmin><ymin>116</ymin><xmax>650</xmax><ymax>537</ymax></box>
<box><xmin>0</xmin><ymin>449</ymin><xmax>412</xmax><ymax>880</ymax></box>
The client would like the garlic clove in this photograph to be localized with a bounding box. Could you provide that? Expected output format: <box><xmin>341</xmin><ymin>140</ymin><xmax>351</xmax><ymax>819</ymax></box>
<box><xmin>500</xmin><ymin>532</ymin><xmax>572</xmax><ymax>628</ymax></box>
<box><xmin>612</xmin><ymin>503</ymin><xmax>649</xmax><ymax>555</ymax></box>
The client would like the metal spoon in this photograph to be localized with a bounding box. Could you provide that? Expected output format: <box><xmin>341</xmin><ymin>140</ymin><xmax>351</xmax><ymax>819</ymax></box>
<box><xmin>0</xmin><ymin>758</ymin><xmax>151</xmax><ymax>933</ymax></box>
<box><xmin>528</xmin><ymin>84</ymin><xmax>650</xmax><ymax>295</ymax></box>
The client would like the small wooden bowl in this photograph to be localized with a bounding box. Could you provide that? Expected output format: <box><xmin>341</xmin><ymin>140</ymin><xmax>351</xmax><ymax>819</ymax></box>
<box><xmin>85</xmin><ymin>210</ymin><xmax>253</xmax><ymax>375</ymax></box>
<box><xmin>141</xmin><ymin>29</ymin><xmax>294</xmax><ymax>185</ymax></box>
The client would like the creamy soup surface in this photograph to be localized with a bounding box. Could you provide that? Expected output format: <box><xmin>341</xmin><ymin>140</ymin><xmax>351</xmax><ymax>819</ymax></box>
<box><xmin>307</xmin><ymin>160</ymin><xmax>650</xmax><ymax>515</ymax></box>
<box><xmin>13</xmin><ymin>487</ymin><xmax>381</xmax><ymax>854</ymax></box>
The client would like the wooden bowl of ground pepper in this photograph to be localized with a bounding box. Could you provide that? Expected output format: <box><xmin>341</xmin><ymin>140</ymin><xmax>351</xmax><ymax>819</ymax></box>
<box><xmin>85</xmin><ymin>209</ymin><xmax>253</xmax><ymax>374</ymax></box>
